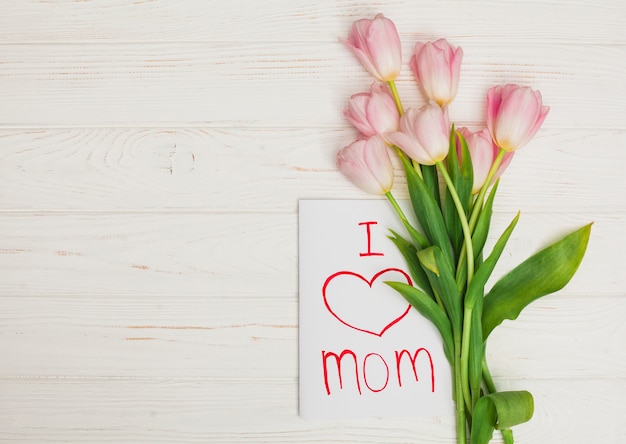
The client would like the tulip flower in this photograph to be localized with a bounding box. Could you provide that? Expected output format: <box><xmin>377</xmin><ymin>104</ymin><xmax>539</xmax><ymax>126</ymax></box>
<box><xmin>344</xmin><ymin>83</ymin><xmax>400</xmax><ymax>141</ymax></box>
<box><xmin>410</xmin><ymin>39</ymin><xmax>463</xmax><ymax>106</ymax></box>
<box><xmin>386</xmin><ymin>102</ymin><xmax>451</xmax><ymax>165</ymax></box>
<box><xmin>486</xmin><ymin>84</ymin><xmax>550</xmax><ymax>152</ymax></box>
<box><xmin>336</xmin><ymin>135</ymin><xmax>394</xmax><ymax>195</ymax></box>
<box><xmin>457</xmin><ymin>128</ymin><xmax>514</xmax><ymax>194</ymax></box>
<box><xmin>341</xmin><ymin>13</ymin><xmax>402</xmax><ymax>82</ymax></box>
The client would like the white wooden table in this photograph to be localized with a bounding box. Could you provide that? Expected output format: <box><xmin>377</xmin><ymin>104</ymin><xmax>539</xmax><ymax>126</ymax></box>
<box><xmin>0</xmin><ymin>1</ymin><xmax>624</xmax><ymax>442</ymax></box>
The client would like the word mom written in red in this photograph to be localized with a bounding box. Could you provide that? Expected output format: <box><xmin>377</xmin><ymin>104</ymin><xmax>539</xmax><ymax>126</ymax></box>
<box><xmin>322</xmin><ymin>347</ymin><xmax>435</xmax><ymax>395</ymax></box>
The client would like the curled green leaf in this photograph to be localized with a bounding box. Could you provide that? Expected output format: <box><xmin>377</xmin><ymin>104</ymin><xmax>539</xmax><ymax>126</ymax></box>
<box><xmin>471</xmin><ymin>391</ymin><xmax>534</xmax><ymax>444</ymax></box>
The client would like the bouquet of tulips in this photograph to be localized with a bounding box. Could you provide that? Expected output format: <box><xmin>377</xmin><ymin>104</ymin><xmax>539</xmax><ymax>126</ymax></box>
<box><xmin>336</xmin><ymin>14</ymin><xmax>591</xmax><ymax>444</ymax></box>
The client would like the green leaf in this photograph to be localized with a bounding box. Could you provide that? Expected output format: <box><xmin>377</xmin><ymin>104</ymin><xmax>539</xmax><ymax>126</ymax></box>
<box><xmin>401</xmin><ymin>155</ymin><xmax>454</xmax><ymax>268</ymax></box>
<box><xmin>417</xmin><ymin>246</ymin><xmax>462</xmax><ymax>332</ymax></box>
<box><xmin>465</xmin><ymin>213</ymin><xmax>519</xmax><ymax>404</ymax></box>
<box><xmin>471</xmin><ymin>391</ymin><xmax>534</xmax><ymax>444</ymax></box>
<box><xmin>456</xmin><ymin>178</ymin><xmax>499</xmax><ymax>292</ymax></box>
<box><xmin>444</xmin><ymin>129</ymin><xmax>473</xmax><ymax>257</ymax></box>
<box><xmin>388</xmin><ymin>230</ymin><xmax>433</xmax><ymax>299</ymax></box>
<box><xmin>418</xmin><ymin>246</ymin><xmax>440</xmax><ymax>276</ymax></box>
<box><xmin>465</xmin><ymin>212</ymin><xmax>518</xmax><ymax>402</ymax></box>
<box><xmin>465</xmin><ymin>211</ymin><xmax>520</xmax><ymax>311</ymax></box>
<box><xmin>464</xmin><ymin>213</ymin><xmax>520</xmax><ymax>410</ymax></box>
<box><xmin>471</xmin><ymin>179</ymin><xmax>499</xmax><ymax>260</ymax></box>
<box><xmin>386</xmin><ymin>281</ymin><xmax>454</xmax><ymax>364</ymax></box>
<box><xmin>457</xmin><ymin>132</ymin><xmax>474</xmax><ymax>207</ymax></box>
<box><xmin>422</xmin><ymin>164</ymin><xmax>441</xmax><ymax>210</ymax></box>
<box><xmin>468</xmin><ymin>304</ymin><xmax>484</xmax><ymax>408</ymax></box>
<box><xmin>482</xmin><ymin>223</ymin><xmax>592</xmax><ymax>338</ymax></box>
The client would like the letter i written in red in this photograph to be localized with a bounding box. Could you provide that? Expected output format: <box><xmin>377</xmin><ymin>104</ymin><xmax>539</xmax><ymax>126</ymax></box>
<box><xmin>358</xmin><ymin>221</ymin><xmax>384</xmax><ymax>257</ymax></box>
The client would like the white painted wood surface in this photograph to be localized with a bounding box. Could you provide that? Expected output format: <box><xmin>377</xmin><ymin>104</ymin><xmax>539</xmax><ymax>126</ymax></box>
<box><xmin>0</xmin><ymin>1</ymin><xmax>624</xmax><ymax>442</ymax></box>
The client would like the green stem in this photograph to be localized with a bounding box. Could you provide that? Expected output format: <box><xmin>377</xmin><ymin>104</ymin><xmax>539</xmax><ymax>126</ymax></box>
<box><xmin>454</xmin><ymin>337</ymin><xmax>467</xmax><ymax>444</ymax></box>
<box><xmin>385</xmin><ymin>191</ymin><xmax>428</xmax><ymax>249</ymax></box>
<box><xmin>460</xmin><ymin>307</ymin><xmax>474</xmax><ymax>413</ymax></box>
<box><xmin>437</xmin><ymin>161</ymin><xmax>475</xmax><ymax>418</ymax></box>
<box><xmin>455</xmin><ymin>148</ymin><xmax>507</xmax><ymax>285</ymax></box>
<box><xmin>387</xmin><ymin>80</ymin><xmax>404</xmax><ymax>116</ymax></box>
<box><xmin>387</xmin><ymin>83</ymin><xmax>423</xmax><ymax>177</ymax></box>
<box><xmin>393</xmin><ymin>145</ymin><xmax>422</xmax><ymax>180</ymax></box>
<box><xmin>467</xmin><ymin>148</ymin><xmax>507</xmax><ymax>233</ymax></box>
<box><xmin>502</xmin><ymin>429</ymin><xmax>515</xmax><ymax>444</ymax></box>
<box><xmin>435</xmin><ymin>162</ymin><xmax>474</xmax><ymax>283</ymax></box>
<box><xmin>481</xmin><ymin>355</ymin><xmax>496</xmax><ymax>395</ymax></box>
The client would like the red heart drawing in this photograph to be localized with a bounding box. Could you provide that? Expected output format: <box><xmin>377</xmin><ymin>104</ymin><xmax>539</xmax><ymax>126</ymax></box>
<box><xmin>322</xmin><ymin>268</ymin><xmax>412</xmax><ymax>336</ymax></box>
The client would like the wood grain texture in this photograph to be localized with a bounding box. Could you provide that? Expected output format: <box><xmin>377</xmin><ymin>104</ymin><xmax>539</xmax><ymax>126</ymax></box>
<box><xmin>0</xmin><ymin>0</ymin><xmax>625</xmax><ymax>443</ymax></box>
<box><xmin>0</xmin><ymin>42</ymin><xmax>625</xmax><ymax>127</ymax></box>
<box><xmin>0</xmin><ymin>0</ymin><xmax>624</xmax><ymax>44</ymax></box>
<box><xmin>0</xmin><ymin>378</ymin><xmax>623</xmax><ymax>443</ymax></box>
<box><xmin>0</xmin><ymin>128</ymin><xmax>623</xmax><ymax>212</ymax></box>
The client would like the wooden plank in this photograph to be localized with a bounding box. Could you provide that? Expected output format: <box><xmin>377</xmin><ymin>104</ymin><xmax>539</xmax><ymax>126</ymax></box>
<box><xmin>0</xmin><ymin>128</ymin><xmax>623</xmax><ymax>212</ymax></box>
<box><xmin>493</xmin><ymin>378</ymin><xmax>625</xmax><ymax>444</ymax></box>
<box><xmin>0</xmin><ymin>212</ymin><xmax>295</xmax><ymax>297</ymax></box>
<box><xmin>485</xmin><ymin>295</ymin><xmax>626</xmax><ymax>379</ymax></box>
<box><xmin>0</xmin><ymin>43</ymin><xmax>624</xmax><ymax>127</ymax></box>
<box><xmin>0</xmin><ymin>377</ymin><xmax>623</xmax><ymax>443</ymax></box>
<box><xmin>0</xmin><ymin>293</ymin><xmax>624</xmax><ymax>379</ymax></box>
<box><xmin>1</xmin><ymin>1</ymin><xmax>624</xmax><ymax>44</ymax></box>
<box><xmin>0</xmin><ymin>295</ymin><xmax>297</xmax><ymax>379</ymax></box>
<box><xmin>0</xmin><ymin>212</ymin><xmax>617</xmax><ymax>298</ymax></box>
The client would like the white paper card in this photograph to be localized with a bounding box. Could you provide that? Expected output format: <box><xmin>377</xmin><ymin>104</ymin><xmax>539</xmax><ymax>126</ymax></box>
<box><xmin>299</xmin><ymin>200</ymin><xmax>453</xmax><ymax>418</ymax></box>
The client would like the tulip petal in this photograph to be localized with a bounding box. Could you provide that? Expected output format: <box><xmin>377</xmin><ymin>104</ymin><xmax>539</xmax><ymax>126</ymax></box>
<box><xmin>411</xmin><ymin>39</ymin><xmax>463</xmax><ymax>105</ymax></box>
<box><xmin>388</xmin><ymin>104</ymin><xmax>450</xmax><ymax>165</ymax></box>
<box><xmin>487</xmin><ymin>84</ymin><xmax>549</xmax><ymax>151</ymax></box>
<box><xmin>342</xmin><ymin>14</ymin><xmax>402</xmax><ymax>82</ymax></box>
<box><xmin>336</xmin><ymin>136</ymin><xmax>394</xmax><ymax>195</ymax></box>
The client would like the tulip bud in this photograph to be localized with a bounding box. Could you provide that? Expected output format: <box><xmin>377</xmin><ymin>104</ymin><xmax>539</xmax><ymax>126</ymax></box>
<box><xmin>336</xmin><ymin>135</ymin><xmax>395</xmax><ymax>195</ymax></box>
<box><xmin>344</xmin><ymin>83</ymin><xmax>400</xmax><ymax>141</ymax></box>
<box><xmin>341</xmin><ymin>13</ymin><xmax>402</xmax><ymax>82</ymax></box>
<box><xmin>410</xmin><ymin>39</ymin><xmax>463</xmax><ymax>106</ymax></box>
<box><xmin>386</xmin><ymin>102</ymin><xmax>451</xmax><ymax>165</ymax></box>
<box><xmin>457</xmin><ymin>128</ymin><xmax>514</xmax><ymax>194</ymax></box>
<box><xmin>486</xmin><ymin>84</ymin><xmax>550</xmax><ymax>152</ymax></box>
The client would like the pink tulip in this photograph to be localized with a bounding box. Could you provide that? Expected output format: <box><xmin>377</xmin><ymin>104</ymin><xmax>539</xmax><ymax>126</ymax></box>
<box><xmin>336</xmin><ymin>136</ymin><xmax>395</xmax><ymax>195</ymax></box>
<box><xmin>341</xmin><ymin>14</ymin><xmax>402</xmax><ymax>82</ymax></box>
<box><xmin>386</xmin><ymin>102</ymin><xmax>451</xmax><ymax>165</ymax></box>
<box><xmin>486</xmin><ymin>84</ymin><xmax>550</xmax><ymax>152</ymax></box>
<box><xmin>410</xmin><ymin>39</ymin><xmax>463</xmax><ymax>106</ymax></box>
<box><xmin>457</xmin><ymin>128</ymin><xmax>514</xmax><ymax>194</ymax></box>
<box><xmin>344</xmin><ymin>83</ymin><xmax>400</xmax><ymax>141</ymax></box>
